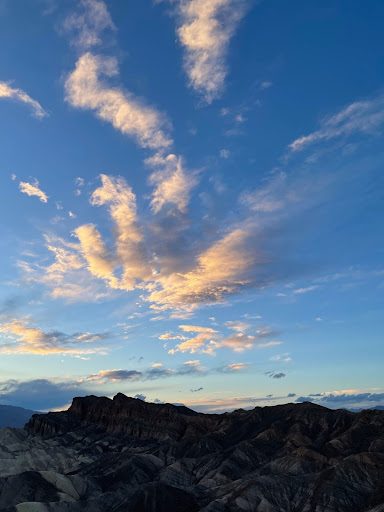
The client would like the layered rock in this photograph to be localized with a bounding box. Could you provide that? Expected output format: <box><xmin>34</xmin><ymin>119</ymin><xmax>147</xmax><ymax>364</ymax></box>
<box><xmin>0</xmin><ymin>394</ymin><xmax>383</xmax><ymax>511</ymax></box>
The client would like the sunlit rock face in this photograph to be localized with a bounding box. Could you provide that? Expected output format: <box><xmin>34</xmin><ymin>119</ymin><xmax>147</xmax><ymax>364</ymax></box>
<box><xmin>0</xmin><ymin>394</ymin><xmax>383</xmax><ymax>511</ymax></box>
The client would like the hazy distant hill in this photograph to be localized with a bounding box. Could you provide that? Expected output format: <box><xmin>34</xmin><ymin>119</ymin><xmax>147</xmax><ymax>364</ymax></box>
<box><xmin>0</xmin><ymin>404</ymin><xmax>37</xmax><ymax>428</ymax></box>
<box><xmin>0</xmin><ymin>393</ymin><xmax>383</xmax><ymax>511</ymax></box>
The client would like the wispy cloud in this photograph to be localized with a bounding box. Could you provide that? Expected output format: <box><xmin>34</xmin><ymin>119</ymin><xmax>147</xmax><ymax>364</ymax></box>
<box><xmin>289</xmin><ymin>95</ymin><xmax>384</xmax><ymax>152</ymax></box>
<box><xmin>65</xmin><ymin>53</ymin><xmax>172</xmax><ymax>150</ymax></box>
<box><xmin>293</xmin><ymin>285</ymin><xmax>319</xmax><ymax>295</ymax></box>
<box><xmin>19</xmin><ymin>179</ymin><xmax>48</xmax><ymax>203</ymax></box>
<box><xmin>62</xmin><ymin>0</ymin><xmax>199</xmax><ymax>216</ymax></box>
<box><xmin>89</xmin><ymin>174</ymin><xmax>151</xmax><ymax>288</ymax></box>
<box><xmin>18</xmin><ymin>234</ymin><xmax>112</xmax><ymax>302</ymax></box>
<box><xmin>0</xmin><ymin>81</ymin><xmax>47</xmax><ymax>118</ymax></box>
<box><xmin>0</xmin><ymin>318</ymin><xmax>109</xmax><ymax>356</ymax></box>
<box><xmin>147</xmin><ymin>226</ymin><xmax>261</xmax><ymax>312</ymax></box>
<box><xmin>165</xmin><ymin>321</ymin><xmax>282</xmax><ymax>355</ymax></box>
<box><xmin>172</xmin><ymin>0</ymin><xmax>249</xmax><ymax>103</ymax></box>
<box><xmin>147</xmin><ymin>153</ymin><xmax>197</xmax><ymax>214</ymax></box>
<box><xmin>62</xmin><ymin>0</ymin><xmax>115</xmax><ymax>50</ymax></box>
<box><xmin>296</xmin><ymin>390</ymin><xmax>384</xmax><ymax>410</ymax></box>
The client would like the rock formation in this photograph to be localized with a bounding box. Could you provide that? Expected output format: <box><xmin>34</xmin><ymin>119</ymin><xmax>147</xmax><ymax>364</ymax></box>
<box><xmin>0</xmin><ymin>393</ymin><xmax>383</xmax><ymax>511</ymax></box>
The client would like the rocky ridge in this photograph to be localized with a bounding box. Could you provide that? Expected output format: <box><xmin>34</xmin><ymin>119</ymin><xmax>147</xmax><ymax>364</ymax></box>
<box><xmin>0</xmin><ymin>393</ymin><xmax>383</xmax><ymax>511</ymax></box>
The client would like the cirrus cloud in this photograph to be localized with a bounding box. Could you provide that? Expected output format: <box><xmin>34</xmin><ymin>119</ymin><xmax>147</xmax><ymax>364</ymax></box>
<box><xmin>0</xmin><ymin>81</ymin><xmax>47</xmax><ymax>118</ymax></box>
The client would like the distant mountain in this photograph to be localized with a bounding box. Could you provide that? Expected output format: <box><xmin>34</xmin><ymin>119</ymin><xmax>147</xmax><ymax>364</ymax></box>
<box><xmin>0</xmin><ymin>393</ymin><xmax>383</xmax><ymax>511</ymax></box>
<box><xmin>0</xmin><ymin>404</ymin><xmax>37</xmax><ymax>428</ymax></box>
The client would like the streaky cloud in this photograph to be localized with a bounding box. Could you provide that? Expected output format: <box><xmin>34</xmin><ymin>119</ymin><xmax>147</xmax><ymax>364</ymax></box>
<box><xmin>172</xmin><ymin>0</ymin><xmax>249</xmax><ymax>103</ymax></box>
<box><xmin>289</xmin><ymin>94</ymin><xmax>384</xmax><ymax>152</ymax></box>
<box><xmin>0</xmin><ymin>81</ymin><xmax>48</xmax><ymax>118</ymax></box>
<box><xmin>65</xmin><ymin>52</ymin><xmax>172</xmax><ymax>150</ymax></box>
<box><xmin>0</xmin><ymin>318</ymin><xmax>109</xmax><ymax>356</ymax></box>
<box><xmin>63</xmin><ymin>0</ymin><xmax>116</xmax><ymax>50</ymax></box>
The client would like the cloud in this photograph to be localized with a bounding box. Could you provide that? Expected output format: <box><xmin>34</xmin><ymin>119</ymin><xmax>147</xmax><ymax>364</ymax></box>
<box><xmin>147</xmin><ymin>226</ymin><xmax>260</xmax><ymax>311</ymax></box>
<box><xmin>219</xmin><ymin>148</ymin><xmax>230</xmax><ymax>159</ymax></box>
<box><xmin>0</xmin><ymin>81</ymin><xmax>47</xmax><ymax>118</ymax></box>
<box><xmin>0</xmin><ymin>318</ymin><xmax>109</xmax><ymax>356</ymax></box>
<box><xmin>241</xmin><ymin>172</ymin><xmax>288</xmax><ymax>213</ymax></box>
<box><xmin>18</xmin><ymin>235</ymin><xmax>112</xmax><ymax>302</ymax></box>
<box><xmin>173</xmin><ymin>0</ymin><xmax>249</xmax><ymax>102</ymax></box>
<box><xmin>169</xmin><ymin>326</ymin><xmax>216</xmax><ymax>355</ymax></box>
<box><xmin>86</xmin><ymin>369</ymin><xmax>142</xmax><ymax>382</ymax></box>
<box><xmin>265</xmin><ymin>371</ymin><xmax>286</xmax><ymax>379</ymax></box>
<box><xmin>62</xmin><ymin>0</ymin><xmax>115</xmax><ymax>50</ymax></box>
<box><xmin>24</xmin><ymin>162</ymin><xmax>318</xmax><ymax>312</ymax></box>
<box><xmin>166</xmin><ymin>321</ymin><xmax>282</xmax><ymax>355</ymax></box>
<box><xmin>147</xmin><ymin>153</ymin><xmax>197</xmax><ymax>213</ymax></box>
<box><xmin>185</xmin><ymin>393</ymin><xmax>290</xmax><ymax>413</ymax></box>
<box><xmin>219</xmin><ymin>331</ymin><xmax>281</xmax><ymax>353</ymax></box>
<box><xmin>293</xmin><ymin>285</ymin><xmax>319</xmax><ymax>295</ymax></box>
<box><xmin>86</xmin><ymin>360</ymin><xmax>204</xmax><ymax>383</ymax></box>
<box><xmin>220</xmin><ymin>362</ymin><xmax>248</xmax><ymax>372</ymax></box>
<box><xmin>74</xmin><ymin>224</ymin><xmax>119</xmax><ymax>288</ymax></box>
<box><xmin>289</xmin><ymin>95</ymin><xmax>384</xmax><ymax>152</ymax></box>
<box><xmin>270</xmin><ymin>353</ymin><xmax>292</xmax><ymax>363</ymax></box>
<box><xmin>224</xmin><ymin>320</ymin><xmax>249</xmax><ymax>332</ymax></box>
<box><xmin>89</xmin><ymin>174</ymin><xmax>151</xmax><ymax>289</ymax></box>
<box><xmin>19</xmin><ymin>180</ymin><xmax>48</xmax><ymax>203</ymax></box>
<box><xmin>65</xmin><ymin>52</ymin><xmax>172</xmax><ymax>150</ymax></box>
<box><xmin>0</xmin><ymin>379</ymin><xmax>88</xmax><ymax>411</ymax></box>
<box><xmin>190</xmin><ymin>387</ymin><xmax>203</xmax><ymax>392</ymax></box>
<box><xmin>179</xmin><ymin>324</ymin><xmax>217</xmax><ymax>334</ymax></box>
<box><xmin>295</xmin><ymin>390</ymin><xmax>384</xmax><ymax>410</ymax></box>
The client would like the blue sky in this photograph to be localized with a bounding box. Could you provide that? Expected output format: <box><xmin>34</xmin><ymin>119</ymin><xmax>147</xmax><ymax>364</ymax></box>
<box><xmin>0</xmin><ymin>0</ymin><xmax>383</xmax><ymax>413</ymax></box>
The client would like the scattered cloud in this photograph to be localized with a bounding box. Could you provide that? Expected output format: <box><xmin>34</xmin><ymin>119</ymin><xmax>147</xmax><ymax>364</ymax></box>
<box><xmin>270</xmin><ymin>353</ymin><xmax>292</xmax><ymax>363</ymax></box>
<box><xmin>172</xmin><ymin>0</ymin><xmax>249</xmax><ymax>103</ymax></box>
<box><xmin>147</xmin><ymin>226</ymin><xmax>261</xmax><ymax>312</ymax></box>
<box><xmin>62</xmin><ymin>0</ymin><xmax>116</xmax><ymax>50</ymax></box>
<box><xmin>289</xmin><ymin>95</ymin><xmax>384</xmax><ymax>153</ymax></box>
<box><xmin>147</xmin><ymin>153</ymin><xmax>197</xmax><ymax>213</ymax></box>
<box><xmin>220</xmin><ymin>362</ymin><xmax>249</xmax><ymax>372</ymax></box>
<box><xmin>190</xmin><ymin>386</ymin><xmax>203</xmax><ymax>392</ymax></box>
<box><xmin>86</xmin><ymin>359</ymin><xmax>204</xmax><ymax>383</ymax></box>
<box><xmin>259</xmin><ymin>80</ymin><xmax>273</xmax><ymax>90</ymax></box>
<box><xmin>19</xmin><ymin>179</ymin><xmax>48</xmax><ymax>203</ymax></box>
<box><xmin>219</xmin><ymin>148</ymin><xmax>230</xmax><ymax>159</ymax></box>
<box><xmin>0</xmin><ymin>318</ymin><xmax>109</xmax><ymax>356</ymax></box>
<box><xmin>293</xmin><ymin>285</ymin><xmax>319</xmax><ymax>295</ymax></box>
<box><xmin>296</xmin><ymin>390</ymin><xmax>384</xmax><ymax>410</ymax></box>
<box><xmin>0</xmin><ymin>81</ymin><xmax>47</xmax><ymax>118</ymax></box>
<box><xmin>265</xmin><ymin>370</ymin><xmax>286</xmax><ymax>379</ymax></box>
<box><xmin>165</xmin><ymin>321</ymin><xmax>282</xmax><ymax>355</ymax></box>
<box><xmin>65</xmin><ymin>52</ymin><xmax>172</xmax><ymax>150</ymax></box>
<box><xmin>0</xmin><ymin>379</ymin><xmax>88</xmax><ymax>411</ymax></box>
<box><xmin>18</xmin><ymin>234</ymin><xmax>112</xmax><ymax>302</ymax></box>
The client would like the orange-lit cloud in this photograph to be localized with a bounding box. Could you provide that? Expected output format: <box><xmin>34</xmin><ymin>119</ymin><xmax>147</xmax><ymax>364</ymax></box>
<box><xmin>19</xmin><ymin>180</ymin><xmax>48</xmax><ymax>203</ymax></box>
<box><xmin>0</xmin><ymin>319</ymin><xmax>108</xmax><ymax>356</ymax></box>
<box><xmin>65</xmin><ymin>53</ymin><xmax>172</xmax><ymax>150</ymax></box>
<box><xmin>0</xmin><ymin>81</ymin><xmax>47</xmax><ymax>118</ymax></box>
<box><xmin>174</xmin><ymin>0</ymin><xmax>248</xmax><ymax>102</ymax></box>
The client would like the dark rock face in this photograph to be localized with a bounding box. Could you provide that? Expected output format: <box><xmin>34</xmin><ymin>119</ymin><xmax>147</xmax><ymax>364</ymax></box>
<box><xmin>1</xmin><ymin>394</ymin><xmax>384</xmax><ymax>511</ymax></box>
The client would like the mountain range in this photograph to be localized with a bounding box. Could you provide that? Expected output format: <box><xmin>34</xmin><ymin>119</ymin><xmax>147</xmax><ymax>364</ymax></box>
<box><xmin>0</xmin><ymin>393</ymin><xmax>383</xmax><ymax>511</ymax></box>
<box><xmin>0</xmin><ymin>404</ymin><xmax>37</xmax><ymax>429</ymax></box>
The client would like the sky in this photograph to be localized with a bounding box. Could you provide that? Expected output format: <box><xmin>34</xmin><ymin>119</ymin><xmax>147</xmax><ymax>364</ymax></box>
<box><xmin>0</xmin><ymin>0</ymin><xmax>383</xmax><ymax>413</ymax></box>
